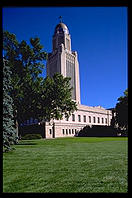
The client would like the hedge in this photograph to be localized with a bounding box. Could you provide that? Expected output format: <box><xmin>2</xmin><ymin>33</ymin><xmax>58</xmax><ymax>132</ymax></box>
<box><xmin>21</xmin><ymin>134</ymin><xmax>42</xmax><ymax>140</ymax></box>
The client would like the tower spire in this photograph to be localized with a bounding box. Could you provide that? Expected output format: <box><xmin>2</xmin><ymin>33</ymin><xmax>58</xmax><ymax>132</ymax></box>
<box><xmin>59</xmin><ymin>16</ymin><xmax>62</xmax><ymax>23</ymax></box>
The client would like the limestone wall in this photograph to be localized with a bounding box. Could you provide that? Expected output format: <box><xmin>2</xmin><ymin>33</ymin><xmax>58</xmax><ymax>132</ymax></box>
<box><xmin>45</xmin><ymin>105</ymin><xmax>112</xmax><ymax>138</ymax></box>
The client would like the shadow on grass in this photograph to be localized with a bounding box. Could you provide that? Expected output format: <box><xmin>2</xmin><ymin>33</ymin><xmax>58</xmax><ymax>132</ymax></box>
<box><xmin>17</xmin><ymin>141</ymin><xmax>37</xmax><ymax>145</ymax></box>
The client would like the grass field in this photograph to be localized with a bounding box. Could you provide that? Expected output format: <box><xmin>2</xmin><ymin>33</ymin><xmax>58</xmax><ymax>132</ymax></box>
<box><xmin>3</xmin><ymin>137</ymin><xmax>128</xmax><ymax>193</ymax></box>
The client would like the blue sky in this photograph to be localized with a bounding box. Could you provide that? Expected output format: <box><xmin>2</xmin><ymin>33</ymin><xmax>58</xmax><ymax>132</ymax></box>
<box><xmin>2</xmin><ymin>7</ymin><xmax>128</xmax><ymax>109</ymax></box>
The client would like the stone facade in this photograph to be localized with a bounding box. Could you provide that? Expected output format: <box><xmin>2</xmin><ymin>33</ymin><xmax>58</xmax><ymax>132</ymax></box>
<box><xmin>45</xmin><ymin>22</ymin><xmax>112</xmax><ymax>138</ymax></box>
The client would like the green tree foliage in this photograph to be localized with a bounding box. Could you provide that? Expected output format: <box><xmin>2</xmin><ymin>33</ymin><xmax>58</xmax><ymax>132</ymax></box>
<box><xmin>37</xmin><ymin>73</ymin><xmax>77</xmax><ymax>122</ymax></box>
<box><xmin>3</xmin><ymin>59</ymin><xmax>16</xmax><ymax>152</ymax></box>
<box><xmin>3</xmin><ymin>31</ymin><xmax>77</xmax><ymax>129</ymax></box>
<box><xmin>115</xmin><ymin>89</ymin><xmax>128</xmax><ymax>130</ymax></box>
<box><xmin>3</xmin><ymin>31</ymin><xmax>47</xmax><ymax>124</ymax></box>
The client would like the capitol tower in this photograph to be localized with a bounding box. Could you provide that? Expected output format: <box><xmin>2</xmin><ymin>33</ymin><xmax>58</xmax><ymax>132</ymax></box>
<box><xmin>47</xmin><ymin>18</ymin><xmax>80</xmax><ymax>104</ymax></box>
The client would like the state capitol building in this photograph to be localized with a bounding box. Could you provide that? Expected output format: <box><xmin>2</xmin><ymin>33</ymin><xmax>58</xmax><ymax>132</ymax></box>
<box><xmin>44</xmin><ymin>20</ymin><xmax>112</xmax><ymax>138</ymax></box>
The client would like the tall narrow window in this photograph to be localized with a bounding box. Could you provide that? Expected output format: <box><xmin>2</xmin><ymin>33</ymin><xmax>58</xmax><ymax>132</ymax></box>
<box><xmin>98</xmin><ymin>117</ymin><xmax>100</xmax><ymax>123</ymax></box>
<box><xmin>69</xmin><ymin>129</ymin><xmax>71</xmax><ymax>134</ymax></box>
<box><xmin>66</xmin><ymin>129</ymin><xmax>68</xmax><ymax>134</ymax></box>
<box><xmin>105</xmin><ymin>118</ymin><xmax>107</xmax><ymax>124</ymax></box>
<box><xmin>83</xmin><ymin>115</ymin><xmax>86</xmax><ymax>122</ymax></box>
<box><xmin>78</xmin><ymin>115</ymin><xmax>81</xmax><ymax>122</ymax></box>
<box><xmin>89</xmin><ymin>116</ymin><xmax>91</xmax><ymax>123</ymax></box>
<box><xmin>49</xmin><ymin>129</ymin><xmax>52</xmax><ymax>134</ymax></box>
<box><xmin>62</xmin><ymin>129</ymin><xmax>65</xmax><ymax>134</ymax></box>
<box><xmin>102</xmin><ymin>118</ymin><xmax>104</xmax><ymax>124</ymax></box>
<box><xmin>66</xmin><ymin>57</ymin><xmax>76</xmax><ymax>100</ymax></box>
<box><xmin>93</xmin><ymin>117</ymin><xmax>96</xmax><ymax>123</ymax></box>
<box><xmin>72</xmin><ymin>114</ymin><xmax>75</xmax><ymax>121</ymax></box>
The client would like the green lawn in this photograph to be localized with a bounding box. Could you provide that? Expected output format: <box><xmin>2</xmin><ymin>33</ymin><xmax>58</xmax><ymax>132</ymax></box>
<box><xmin>3</xmin><ymin>137</ymin><xmax>128</xmax><ymax>193</ymax></box>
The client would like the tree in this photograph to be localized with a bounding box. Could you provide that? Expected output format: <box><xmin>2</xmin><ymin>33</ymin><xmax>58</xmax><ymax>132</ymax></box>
<box><xmin>3</xmin><ymin>31</ymin><xmax>47</xmax><ymax>124</ymax></box>
<box><xmin>3</xmin><ymin>59</ymin><xmax>16</xmax><ymax>152</ymax></box>
<box><xmin>115</xmin><ymin>89</ymin><xmax>128</xmax><ymax>130</ymax></box>
<box><xmin>37</xmin><ymin>73</ymin><xmax>77</xmax><ymax>122</ymax></box>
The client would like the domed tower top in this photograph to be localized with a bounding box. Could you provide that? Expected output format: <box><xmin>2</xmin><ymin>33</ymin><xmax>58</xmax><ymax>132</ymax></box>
<box><xmin>52</xmin><ymin>17</ymin><xmax>71</xmax><ymax>51</ymax></box>
<box><xmin>54</xmin><ymin>22</ymin><xmax>69</xmax><ymax>35</ymax></box>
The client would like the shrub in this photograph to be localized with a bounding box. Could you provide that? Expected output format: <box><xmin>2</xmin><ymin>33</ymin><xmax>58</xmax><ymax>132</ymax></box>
<box><xmin>120</xmin><ymin>130</ymin><xmax>128</xmax><ymax>137</ymax></box>
<box><xmin>78</xmin><ymin>125</ymin><xmax>118</xmax><ymax>137</ymax></box>
<box><xmin>21</xmin><ymin>134</ymin><xmax>42</xmax><ymax>140</ymax></box>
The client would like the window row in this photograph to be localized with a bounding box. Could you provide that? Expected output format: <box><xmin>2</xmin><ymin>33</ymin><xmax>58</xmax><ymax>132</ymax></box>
<box><xmin>62</xmin><ymin>128</ymin><xmax>77</xmax><ymax>135</ymax></box>
<box><xmin>49</xmin><ymin>128</ymin><xmax>77</xmax><ymax>135</ymax></box>
<box><xmin>66</xmin><ymin>114</ymin><xmax>108</xmax><ymax>124</ymax></box>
